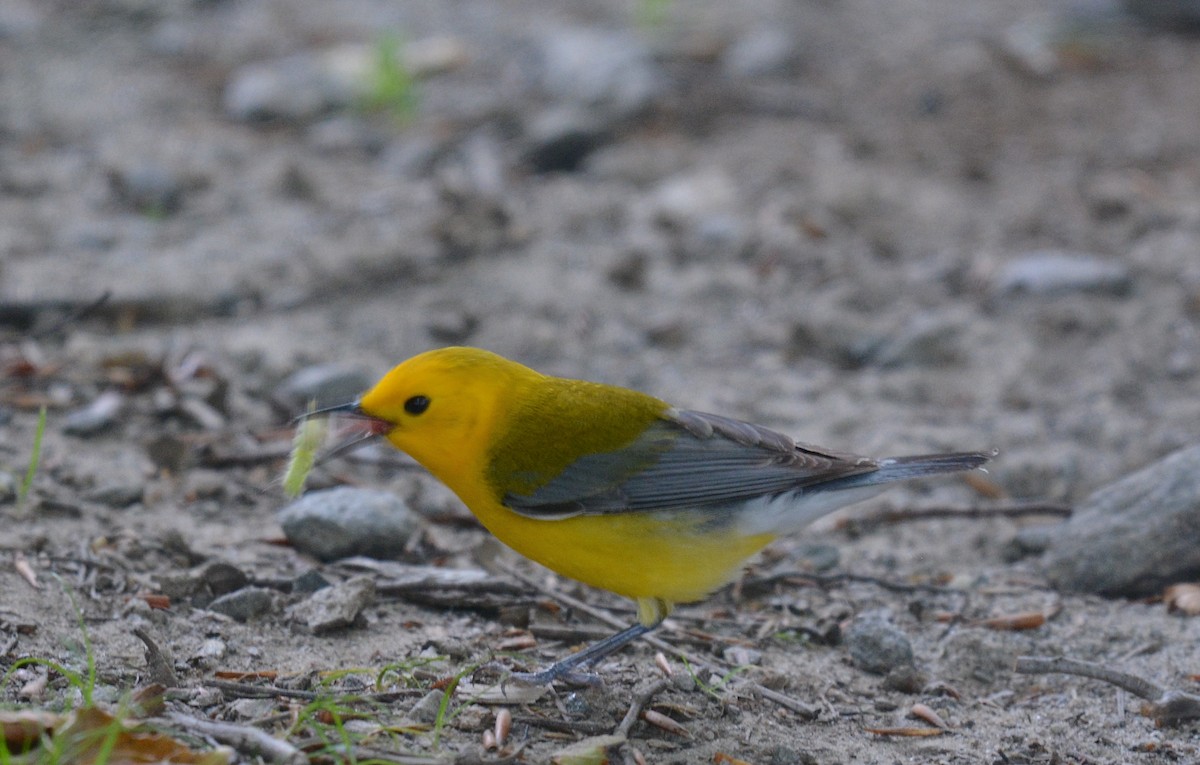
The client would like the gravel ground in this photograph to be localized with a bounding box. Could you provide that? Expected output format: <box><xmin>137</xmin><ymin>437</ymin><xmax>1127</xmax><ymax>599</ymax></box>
<box><xmin>2</xmin><ymin>1</ymin><xmax>1200</xmax><ymax>763</ymax></box>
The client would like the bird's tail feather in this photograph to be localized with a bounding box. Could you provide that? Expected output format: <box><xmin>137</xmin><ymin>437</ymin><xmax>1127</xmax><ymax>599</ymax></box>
<box><xmin>818</xmin><ymin>450</ymin><xmax>995</xmax><ymax>492</ymax></box>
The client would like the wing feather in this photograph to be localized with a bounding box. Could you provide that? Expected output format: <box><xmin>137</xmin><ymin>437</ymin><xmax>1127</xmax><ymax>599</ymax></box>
<box><xmin>501</xmin><ymin>408</ymin><xmax>878</xmax><ymax>518</ymax></box>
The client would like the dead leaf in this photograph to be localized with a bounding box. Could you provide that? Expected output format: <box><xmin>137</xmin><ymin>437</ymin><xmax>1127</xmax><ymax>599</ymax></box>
<box><xmin>1</xmin><ymin>709</ymin><xmax>61</xmax><ymax>751</ymax></box>
<box><xmin>909</xmin><ymin>703</ymin><xmax>949</xmax><ymax>729</ymax></box>
<box><xmin>140</xmin><ymin>594</ymin><xmax>171</xmax><ymax>610</ymax></box>
<box><xmin>641</xmin><ymin>709</ymin><xmax>690</xmax><ymax>737</ymax></box>
<box><xmin>5</xmin><ymin>707</ymin><xmax>229</xmax><ymax>765</ymax></box>
<box><xmin>551</xmin><ymin>733</ymin><xmax>627</xmax><ymax>765</ymax></box>
<box><xmin>1165</xmin><ymin>584</ymin><xmax>1200</xmax><ymax>616</ymax></box>
<box><xmin>976</xmin><ymin>611</ymin><xmax>1046</xmax><ymax>631</ymax></box>
<box><xmin>14</xmin><ymin>553</ymin><xmax>39</xmax><ymax>589</ymax></box>
<box><xmin>713</xmin><ymin>753</ymin><xmax>754</xmax><ymax>765</ymax></box>
<box><xmin>961</xmin><ymin>470</ymin><xmax>1007</xmax><ymax>499</ymax></box>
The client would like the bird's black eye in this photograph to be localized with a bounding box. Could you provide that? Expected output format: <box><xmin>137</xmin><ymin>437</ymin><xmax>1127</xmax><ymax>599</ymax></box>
<box><xmin>404</xmin><ymin>395</ymin><xmax>430</xmax><ymax>415</ymax></box>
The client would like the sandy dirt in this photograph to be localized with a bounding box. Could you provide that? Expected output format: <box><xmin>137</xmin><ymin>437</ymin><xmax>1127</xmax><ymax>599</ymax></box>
<box><xmin>2</xmin><ymin>1</ymin><xmax>1199</xmax><ymax>763</ymax></box>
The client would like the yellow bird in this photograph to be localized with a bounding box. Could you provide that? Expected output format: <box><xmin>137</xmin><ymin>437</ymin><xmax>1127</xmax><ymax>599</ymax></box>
<box><xmin>318</xmin><ymin>346</ymin><xmax>991</xmax><ymax>682</ymax></box>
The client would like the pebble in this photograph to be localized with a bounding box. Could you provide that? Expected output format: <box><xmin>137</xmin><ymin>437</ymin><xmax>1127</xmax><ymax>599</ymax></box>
<box><xmin>406</xmin><ymin>689</ymin><xmax>447</xmax><ymax>725</ymax></box>
<box><xmin>306</xmin><ymin>115</ymin><xmax>388</xmax><ymax>155</ymax></box>
<box><xmin>223</xmin><ymin>51</ymin><xmax>352</xmax><ymax>123</ymax></box>
<box><xmin>87</xmin><ymin>483</ymin><xmax>143</xmax><ymax>508</ymax></box>
<box><xmin>292</xmin><ymin>568</ymin><xmax>332</xmax><ymax>595</ymax></box>
<box><xmin>537</xmin><ymin>27</ymin><xmax>662</xmax><ymax>119</ymax></box>
<box><xmin>62</xmin><ymin>391</ymin><xmax>124</xmax><ymax>436</ymax></box>
<box><xmin>844</xmin><ymin>614</ymin><xmax>914</xmax><ymax>674</ymax></box>
<box><xmin>0</xmin><ymin>471</ymin><xmax>18</xmax><ymax>503</ymax></box>
<box><xmin>1039</xmin><ymin>443</ymin><xmax>1200</xmax><ymax>595</ymax></box>
<box><xmin>996</xmin><ymin>251</ymin><xmax>1133</xmax><ymax>296</ymax></box>
<box><xmin>207</xmin><ymin>586</ymin><xmax>276</xmax><ymax>622</ymax></box>
<box><xmin>722</xmin><ymin>646</ymin><xmax>763</xmax><ymax>666</ymax></box>
<box><xmin>156</xmin><ymin>561</ymin><xmax>249</xmax><ymax>606</ymax></box>
<box><xmin>106</xmin><ymin>162</ymin><xmax>188</xmax><ymax>215</ymax></box>
<box><xmin>279</xmin><ymin>487</ymin><xmax>420</xmax><ymax>562</ymax></box>
<box><xmin>287</xmin><ymin>575</ymin><xmax>375</xmax><ymax>635</ymax></box>
<box><xmin>722</xmin><ymin>27</ymin><xmax>799</xmax><ymax>78</ymax></box>
<box><xmin>143</xmin><ymin>433</ymin><xmax>189</xmax><ymax>472</ymax></box>
<box><xmin>224</xmin><ymin>39</ymin><xmax>464</xmax><ymax>125</ymax></box>
<box><xmin>228</xmin><ymin>698</ymin><xmax>278</xmax><ymax>720</ymax></box>
<box><xmin>522</xmin><ymin>105</ymin><xmax>612</xmax><ymax>173</ymax></box>
<box><xmin>192</xmin><ymin>638</ymin><xmax>227</xmax><ymax>668</ymax></box>
<box><xmin>276</xmin><ymin>364</ymin><xmax>371</xmax><ymax>411</ymax></box>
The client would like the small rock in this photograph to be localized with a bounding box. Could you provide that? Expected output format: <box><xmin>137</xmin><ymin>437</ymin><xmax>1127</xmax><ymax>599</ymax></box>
<box><xmin>1040</xmin><ymin>444</ymin><xmax>1200</xmax><ymax>595</ymax></box>
<box><xmin>722</xmin><ymin>646</ymin><xmax>762</xmax><ymax>666</ymax></box>
<box><xmin>156</xmin><ymin>561</ymin><xmax>248</xmax><ymax>606</ymax></box>
<box><xmin>997</xmin><ymin>15</ymin><xmax>1062</xmax><ymax>79</ymax></box>
<box><xmin>223</xmin><ymin>52</ymin><xmax>351</xmax><ymax>123</ymax></box>
<box><xmin>996</xmin><ymin>251</ymin><xmax>1133</xmax><ymax>296</ymax></box>
<box><xmin>207</xmin><ymin>586</ymin><xmax>276</xmax><ymax>622</ymax></box>
<box><xmin>306</xmin><ymin>115</ymin><xmax>388</xmax><ymax>155</ymax></box>
<box><xmin>191</xmin><ymin>638</ymin><xmax>227</xmax><ymax>668</ymax></box>
<box><xmin>276</xmin><ymin>364</ymin><xmax>371</xmax><ymax>411</ymax></box>
<box><xmin>881</xmin><ymin>665</ymin><xmax>929</xmax><ymax>694</ymax></box>
<box><xmin>288</xmin><ymin>575</ymin><xmax>375</xmax><ymax>634</ymax></box>
<box><xmin>87</xmin><ymin>483</ymin><xmax>143</xmax><ymax>508</ymax></box>
<box><xmin>522</xmin><ymin>105</ymin><xmax>612</xmax><ymax>173</ymax></box>
<box><xmin>62</xmin><ymin>391</ymin><xmax>124</xmax><ymax>436</ymax></box>
<box><xmin>406</xmin><ymin>689</ymin><xmax>446</xmax><ymax>725</ymax></box>
<box><xmin>845</xmin><ymin>614</ymin><xmax>914</xmax><ymax>674</ymax></box>
<box><xmin>228</xmin><ymin>698</ymin><xmax>278</xmax><ymax>720</ymax></box>
<box><xmin>279</xmin><ymin>487</ymin><xmax>420</xmax><ymax>562</ymax></box>
<box><xmin>537</xmin><ymin>28</ymin><xmax>662</xmax><ymax>119</ymax></box>
<box><xmin>0</xmin><ymin>471</ymin><xmax>19</xmax><ymax>503</ymax></box>
<box><xmin>144</xmin><ymin>433</ymin><xmax>189</xmax><ymax>472</ymax></box>
<box><xmin>225</xmin><ymin>39</ymin><xmax>460</xmax><ymax>125</ymax></box>
<box><xmin>722</xmin><ymin>27</ymin><xmax>799</xmax><ymax>78</ymax></box>
<box><xmin>183</xmin><ymin>469</ymin><xmax>227</xmax><ymax>501</ymax></box>
<box><xmin>106</xmin><ymin>163</ymin><xmax>188</xmax><ymax>215</ymax></box>
<box><xmin>292</xmin><ymin>569</ymin><xmax>332</xmax><ymax>595</ymax></box>
<box><xmin>425</xmin><ymin>306</ymin><xmax>479</xmax><ymax>344</ymax></box>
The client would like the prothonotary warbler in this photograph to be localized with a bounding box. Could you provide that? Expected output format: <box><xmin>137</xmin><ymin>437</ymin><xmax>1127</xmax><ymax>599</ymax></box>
<box><xmin>314</xmin><ymin>346</ymin><xmax>992</xmax><ymax>683</ymax></box>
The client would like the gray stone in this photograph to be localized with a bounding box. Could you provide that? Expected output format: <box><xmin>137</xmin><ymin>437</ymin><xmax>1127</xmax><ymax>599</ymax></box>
<box><xmin>288</xmin><ymin>575</ymin><xmax>375</xmax><ymax>635</ymax></box>
<box><xmin>207</xmin><ymin>587</ymin><xmax>276</xmax><ymax>622</ymax></box>
<box><xmin>279</xmin><ymin>487</ymin><xmax>420</xmax><ymax>562</ymax></box>
<box><xmin>87</xmin><ymin>483</ymin><xmax>143</xmax><ymax>508</ymax></box>
<box><xmin>106</xmin><ymin>162</ymin><xmax>188</xmax><ymax>215</ymax></box>
<box><xmin>1040</xmin><ymin>444</ymin><xmax>1200</xmax><ymax>596</ymax></box>
<box><xmin>0</xmin><ymin>471</ymin><xmax>18</xmax><ymax>503</ymax></box>
<box><xmin>722</xmin><ymin>27</ymin><xmax>799</xmax><ymax>78</ymax></box>
<box><xmin>537</xmin><ymin>28</ymin><xmax>662</xmax><ymax>119</ymax></box>
<box><xmin>224</xmin><ymin>53</ymin><xmax>348</xmax><ymax>123</ymax></box>
<box><xmin>996</xmin><ymin>251</ymin><xmax>1133</xmax><ymax>296</ymax></box>
<box><xmin>522</xmin><ymin>105</ymin><xmax>612</xmax><ymax>173</ymax></box>
<box><xmin>845</xmin><ymin>614</ymin><xmax>914</xmax><ymax>674</ymax></box>
<box><xmin>62</xmin><ymin>391</ymin><xmax>124</xmax><ymax>436</ymax></box>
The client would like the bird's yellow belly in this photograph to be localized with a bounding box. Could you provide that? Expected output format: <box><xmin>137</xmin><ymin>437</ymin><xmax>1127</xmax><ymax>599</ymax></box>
<box><xmin>471</xmin><ymin>500</ymin><xmax>775</xmax><ymax>604</ymax></box>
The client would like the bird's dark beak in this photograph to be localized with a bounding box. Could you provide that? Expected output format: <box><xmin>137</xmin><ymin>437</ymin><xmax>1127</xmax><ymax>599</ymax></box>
<box><xmin>296</xmin><ymin>400</ymin><xmax>393</xmax><ymax>463</ymax></box>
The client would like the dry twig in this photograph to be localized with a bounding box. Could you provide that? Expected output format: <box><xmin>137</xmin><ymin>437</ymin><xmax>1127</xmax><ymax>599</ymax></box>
<box><xmin>615</xmin><ymin>679</ymin><xmax>670</xmax><ymax>737</ymax></box>
<box><xmin>163</xmin><ymin>712</ymin><xmax>306</xmax><ymax>765</ymax></box>
<box><xmin>1016</xmin><ymin>655</ymin><xmax>1200</xmax><ymax>725</ymax></box>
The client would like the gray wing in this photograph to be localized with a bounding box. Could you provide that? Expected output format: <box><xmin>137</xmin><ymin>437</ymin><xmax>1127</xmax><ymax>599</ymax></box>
<box><xmin>501</xmin><ymin>408</ymin><xmax>878</xmax><ymax>519</ymax></box>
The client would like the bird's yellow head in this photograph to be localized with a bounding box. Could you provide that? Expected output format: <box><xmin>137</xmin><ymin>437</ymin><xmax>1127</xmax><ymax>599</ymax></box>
<box><xmin>354</xmin><ymin>347</ymin><xmax>542</xmax><ymax>489</ymax></box>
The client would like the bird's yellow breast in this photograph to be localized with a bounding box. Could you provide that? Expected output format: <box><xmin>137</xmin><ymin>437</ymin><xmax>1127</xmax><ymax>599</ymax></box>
<box><xmin>450</xmin><ymin>476</ymin><xmax>774</xmax><ymax>604</ymax></box>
